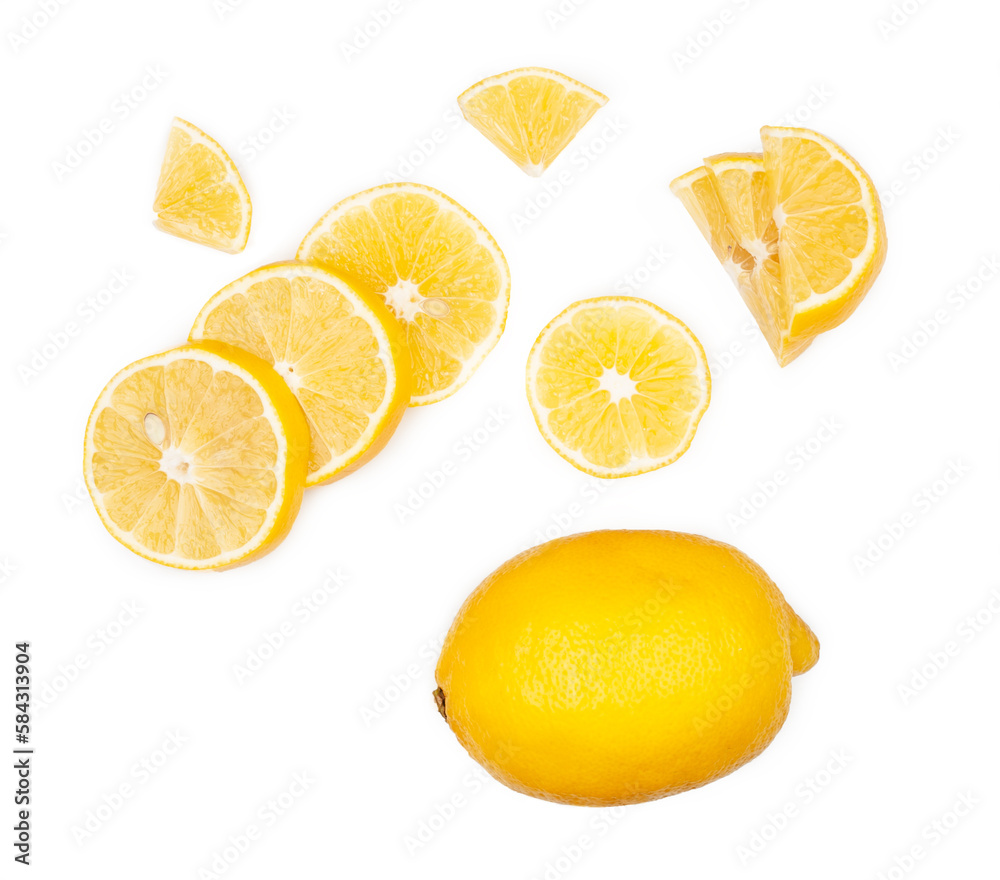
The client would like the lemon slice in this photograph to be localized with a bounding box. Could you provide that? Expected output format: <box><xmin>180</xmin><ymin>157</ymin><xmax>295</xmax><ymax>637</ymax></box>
<box><xmin>526</xmin><ymin>297</ymin><xmax>711</xmax><ymax>478</ymax></box>
<box><xmin>458</xmin><ymin>67</ymin><xmax>608</xmax><ymax>176</ymax></box>
<box><xmin>669</xmin><ymin>165</ymin><xmax>747</xmax><ymax>287</ymax></box>
<box><xmin>702</xmin><ymin>153</ymin><xmax>813</xmax><ymax>365</ymax></box>
<box><xmin>761</xmin><ymin>126</ymin><xmax>887</xmax><ymax>340</ymax></box>
<box><xmin>190</xmin><ymin>261</ymin><xmax>411</xmax><ymax>487</ymax></box>
<box><xmin>297</xmin><ymin>183</ymin><xmax>510</xmax><ymax>405</ymax></box>
<box><xmin>83</xmin><ymin>342</ymin><xmax>309</xmax><ymax>570</ymax></box>
<box><xmin>153</xmin><ymin>117</ymin><xmax>252</xmax><ymax>254</ymax></box>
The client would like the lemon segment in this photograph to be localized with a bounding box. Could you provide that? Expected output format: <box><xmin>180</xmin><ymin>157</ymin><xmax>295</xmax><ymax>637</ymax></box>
<box><xmin>702</xmin><ymin>153</ymin><xmax>813</xmax><ymax>365</ymax></box>
<box><xmin>297</xmin><ymin>183</ymin><xmax>510</xmax><ymax>405</ymax></box>
<box><xmin>458</xmin><ymin>67</ymin><xmax>608</xmax><ymax>176</ymax></box>
<box><xmin>83</xmin><ymin>342</ymin><xmax>309</xmax><ymax>570</ymax></box>
<box><xmin>153</xmin><ymin>118</ymin><xmax>251</xmax><ymax>254</ymax></box>
<box><xmin>189</xmin><ymin>261</ymin><xmax>411</xmax><ymax>487</ymax></box>
<box><xmin>526</xmin><ymin>297</ymin><xmax>710</xmax><ymax>478</ymax></box>
<box><xmin>760</xmin><ymin>126</ymin><xmax>887</xmax><ymax>340</ymax></box>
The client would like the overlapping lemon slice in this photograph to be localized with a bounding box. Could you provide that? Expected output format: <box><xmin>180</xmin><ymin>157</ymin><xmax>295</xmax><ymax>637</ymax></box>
<box><xmin>671</xmin><ymin>127</ymin><xmax>886</xmax><ymax>365</ymax></box>
<box><xmin>458</xmin><ymin>67</ymin><xmax>608</xmax><ymax>176</ymax></box>
<box><xmin>153</xmin><ymin>117</ymin><xmax>252</xmax><ymax>254</ymax></box>
<box><xmin>190</xmin><ymin>262</ymin><xmax>411</xmax><ymax>487</ymax></box>
<box><xmin>84</xmin><ymin>342</ymin><xmax>309</xmax><ymax>570</ymax></box>
<box><xmin>526</xmin><ymin>297</ymin><xmax>711</xmax><ymax>478</ymax></box>
<box><xmin>761</xmin><ymin>126</ymin><xmax>887</xmax><ymax>341</ymax></box>
<box><xmin>298</xmin><ymin>183</ymin><xmax>510</xmax><ymax>405</ymax></box>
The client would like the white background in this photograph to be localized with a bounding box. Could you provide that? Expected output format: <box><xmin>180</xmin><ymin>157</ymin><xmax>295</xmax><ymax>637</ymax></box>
<box><xmin>2</xmin><ymin>0</ymin><xmax>998</xmax><ymax>876</ymax></box>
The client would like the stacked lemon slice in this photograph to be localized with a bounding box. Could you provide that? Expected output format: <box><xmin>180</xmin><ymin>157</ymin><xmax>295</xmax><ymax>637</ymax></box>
<box><xmin>671</xmin><ymin>127</ymin><xmax>887</xmax><ymax>365</ymax></box>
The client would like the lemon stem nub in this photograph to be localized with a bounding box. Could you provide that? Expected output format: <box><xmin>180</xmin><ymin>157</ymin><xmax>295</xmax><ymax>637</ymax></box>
<box><xmin>433</xmin><ymin>687</ymin><xmax>447</xmax><ymax>720</ymax></box>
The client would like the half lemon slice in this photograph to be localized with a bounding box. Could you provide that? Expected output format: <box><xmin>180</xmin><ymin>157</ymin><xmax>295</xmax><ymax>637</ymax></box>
<box><xmin>526</xmin><ymin>297</ymin><xmax>710</xmax><ymax>478</ymax></box>
<box><xmin>458</xmin><ymin>67</ymin><xmax>608</xmax><ymax>176</ymax></box>
<box><xmin>84</xmin><ymin>342</ymin><xmax>309</xmax><ymax>569</ymax></box>
<box><xmin>190</xmin><ymin>262</ymin><xmax>411</xmax><ymax>487</ymax></box>
<box><xmin>298</xmin><ymin>183</ymin><xmax>510</xmax><ymax>405</ymax></box>
<box><xmin>153</xmin><ymin>117</ymin><xmax>252</xmax><ymax>254</ymax></box>
<box><xmin>761</xmin><ymin>126</ymin><xmax>887</xmax><ymax>341</ymax></box>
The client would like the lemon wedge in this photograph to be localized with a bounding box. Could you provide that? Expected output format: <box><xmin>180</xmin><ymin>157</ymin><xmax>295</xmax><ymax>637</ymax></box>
<box><xmin>153</xmin><ymin>117</ymin><xmax>251</xmax><ymax>254</ymax></box>
<box><xmin>458</xmin><ymin>67</ymin><xmax>608</xmax><ymax>176</ymax></box>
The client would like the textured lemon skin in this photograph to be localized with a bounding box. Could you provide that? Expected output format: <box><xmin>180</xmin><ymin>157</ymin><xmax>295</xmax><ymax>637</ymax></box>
<box><xmin>83</xmin><ymin>341</ymin><xmax>310</xmax><ymax>571</ymax></box>
<box><xmin>435</xmin><ymin>530</ymin><xmax>819</xmax><ymax>806</ymax></box>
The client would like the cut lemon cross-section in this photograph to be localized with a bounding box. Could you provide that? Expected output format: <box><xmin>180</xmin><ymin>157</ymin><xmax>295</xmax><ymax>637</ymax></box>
<box><xmin>761</xmin><ymin>126</ymin><xmax>887</xmax><ymax>341</ymax></box>
<box><xmin>153</xmin><ymin>117</ymin><xmax>252</xmax><ymax>254</ymax></box>
<box><xmin>458</xmin><ymin>67</ymin><xmax>608</xmax><ymax>176</ymax></box>
<box><xmin>669</xmin><ymin>165</ymin><xmax>748</xmax><ymax>289</ymax></box>
<box><xmin>298</xmin><ymin>183</ymin><xmax>510</xmax><ymax>405</ymax></box>
<box><xmin>703</xmin><ymin>153</ymin><xmax>813</xmax><ymax>365</ymax></box>
<box><xmin>526</xmin><ymin>297</ymin><xmax>711</xmax><ymax>478</ymax></box>
<box><xmin>190</xmin><ymin>262</ymin><xmax>411</xmax><ymax>487</ymax></box>
<box><xmin>83</xmin><ymin>342</ymin><xmax>309</xmax><ymax>570</ymax></box>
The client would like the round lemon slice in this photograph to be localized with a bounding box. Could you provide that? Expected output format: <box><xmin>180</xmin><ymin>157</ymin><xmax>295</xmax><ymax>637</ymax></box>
<box><xmin>457</xmin><ymin>67</ymin><xmax>608</xmax><ymax>176</ymax></box>
<box><xmin>760</xmin><ymin>126</ymin><xmax>887</xmax><ymax>340</ymax></box>
<box><xmin>297</xmin><ymin>183</ymin><xmax>510</xmax><ymax>405</ymax></box>
<box><xmin>527</xmin><ymin>297</ymin><xmax>711</xmax><ymax>478</ymax></box>
<box><xmin>153</xmin><ymin>117</ymin><xmax>252</xmax><ymax>254</ymax></box>
<box><xmin>83</xmin><ymin>342</ymin><xmax>309</xmax><ymax>570</ymax></box>
<box><xmin>190</xmin><ymin>261</ymin><xmax>411</xmax><ymax>487</ymax></box>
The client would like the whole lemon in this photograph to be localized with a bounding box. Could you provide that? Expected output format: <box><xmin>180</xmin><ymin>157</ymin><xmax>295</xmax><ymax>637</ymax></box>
<box><xmin>434</xmin><ymin>530</ymin><xmax>819</xmax><ymax>806</ymax></box>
